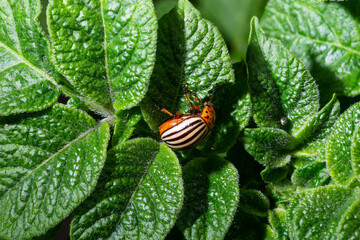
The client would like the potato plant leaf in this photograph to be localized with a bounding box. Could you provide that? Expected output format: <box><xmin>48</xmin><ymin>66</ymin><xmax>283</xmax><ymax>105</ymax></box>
<box><xmin>326</xmin><ymin>102</ymin><xmax>360</xmax><ymax>185</ymax></box>
<box><xmin>239</xmin><ymin>189</ymin><xmax>270</xmax><ymax>218</ymax></box>
<box><xmin>291</xmin><ymin>161</ymin><xmax>330</xmax><ymax>189</ymax></box>
<box><xmin>268</xmin><ymin>208</ymin><xmax>287</xmax><ymax>240</ymax></box>
<box><xmin>243</xmin><ymin>128</ymin><xmax>292</xmax><ymax>168</ymax></box>
<box><xmin>0</xmin><ymin>104</ymin><xmax>110</xmax><ymax>239</ymax></box>
<box><xmin>337</xmin><ymin>196</ymin><xmax>360</xmax><ymax>239</ymax></box>
<box><xmin>264</xmin><ymin>226</ymin><xmax>277</xmax><ymax>240</ymax></box>
<box><xmin>352</xmin><ymin>124</ymin><xmax>360</xmax><ymax>181</ymax></box>
<box><xmin>0</xmin><ymin>0</ymin><xmax>60</xmax><ymax>116</ymax></box>
<box><xmin>47</xmin><ymin>0</ymin><xmax>157</xmax><ymax>111</ymax></box>
<box><xmin>140</xmin><ymin>0</ymin><xmax>234</xmax><ymax>131</ymax></box>
<box><xmin>261</xmin><ymin>0</ymin><xmax>360</xmax><ymax>99</ymax></box>
<box><xmin>70</xmin><ymin>140</ymin><xmax>183</xmax><ymax>240</ymax></box>
<box><xmin>261</xmin><ymin>166</ymin><xmax>289</xmax><ymax>184</ymax></box>
<box><xmin>245</xmin><ymin>18</ymin><xmax>343</xmax><ymax>169</ymax></box>
<box><xmin>287</xmin><ymin>186</ymin><xmax>360</xmax><ymax>239</ymax></box>
<box><xmin>247</xmin><ymin>17</ymin><xmax>319</xmax><ymax>135</ymax></box>
<box><xmin>177</xmin><ymin>155</ymin><xmax>239</xmax><ymax>240</ymax></box>
<box><xmin>291</xmin><ymin>94</ymin><xmax>340</xmax><ymax>160</ymax></box>
<box><xmin>112</xmin><ymin>107</ymin><xmax>142</xmax><ymax>146</ymax></box>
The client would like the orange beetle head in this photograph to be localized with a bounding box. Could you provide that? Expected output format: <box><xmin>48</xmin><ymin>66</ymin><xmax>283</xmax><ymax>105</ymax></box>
<box><xmin>201</xmin><ymin>102</ymin><xmax>215</xmax><ymax>129</ymax></box>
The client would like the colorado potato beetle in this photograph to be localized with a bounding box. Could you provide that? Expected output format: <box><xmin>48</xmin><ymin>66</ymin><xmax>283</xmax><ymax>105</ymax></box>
<box><xmin>158</xmin><ymin>85</ymin><xmax>216</xmax><ymax>150</ymax></box>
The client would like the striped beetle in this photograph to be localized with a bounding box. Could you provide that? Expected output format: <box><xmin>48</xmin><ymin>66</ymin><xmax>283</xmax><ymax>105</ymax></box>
<box><xmin>158</xmin><ymin>85</ymin><xmax>215</xmax><ymax>150</ymax></box>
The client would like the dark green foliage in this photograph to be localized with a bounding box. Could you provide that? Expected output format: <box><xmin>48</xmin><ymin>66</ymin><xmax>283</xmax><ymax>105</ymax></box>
<box><xmin>1</xmin><ymin>0</ymin><xmax>360</xmax><ymax>239</ymax></box>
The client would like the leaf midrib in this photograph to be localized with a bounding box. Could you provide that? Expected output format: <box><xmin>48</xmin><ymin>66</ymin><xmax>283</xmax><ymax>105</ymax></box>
<box><xmin>100</xmin><ymin>0</ymin><xmax>115</xmax><ymax>107</ymax></box>
<box><xmin>292</xmin><ymin>34</ymin><xmax>360</xmax><ymax>56</ymax></box>
<box><xmin>0</xmin><ymin>40</ymin><xmax>115</xmax><ymax>116</ymax></box>
<box><xmin>0</xmin><ymin>41</ymin><xmax>57</xmax><ymax>85</ymax></box>
<box><xmin>0</xmin><ymin>122</ymin><xmax>103</xmax><ymax>200</ymax></box>
<box><xmin>266</xmin><ymin>7</ymin><xmax>360</xmax><ymax>56</ymax></box>
<box><xmin>110</xmin><ymin>149</ymin><xmax>159</xmax><ymax>239</ymax></box>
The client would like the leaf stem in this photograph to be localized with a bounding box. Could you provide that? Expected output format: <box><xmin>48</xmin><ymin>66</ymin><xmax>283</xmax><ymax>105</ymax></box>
<box><xmin>60</xmin><ymin>85</ymin><xmax>115</xmax><ymax>117</ymax></box>
<box><xmin>1</xmin><ymin>40</ymin><xmax>115</xmax><ymax>117</ymax></box>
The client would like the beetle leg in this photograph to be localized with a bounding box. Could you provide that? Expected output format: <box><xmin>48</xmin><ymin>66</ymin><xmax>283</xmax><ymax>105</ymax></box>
<box><xmin>192</xmin><ymin>90</ymin><xmax>204</xmax><ymax>107</ymax></box>
<box><xmin>156</xmin><ymin>103</ymin><xmax>174</xmax><ymax>116</ymax></box>
<box><xmin>194</xmin><ymin>96</ymin><xmax>200</xmax><ymax>112</ymax></box>
<box><xmin>183</xmin><ymin>85</ymin><xmax>197</xmax><ymax>112</ymax></box>
<box><xmin>183</xmin><ymin>84</ymin><xmax>203</xmax><ymax>112</ymax></box>
<box><xmin>209</xmin><ymin>85</ymin><xmax>216</xmax><ymax>103</ymax></box>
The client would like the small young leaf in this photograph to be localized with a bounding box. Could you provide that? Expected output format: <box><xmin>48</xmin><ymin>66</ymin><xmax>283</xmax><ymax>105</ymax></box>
<box><xmin>287</xmin><ymin>186</ymin><xmax>360</xmax><ymax>240</ymax></box>
<box><xmin>177</xmin><ymin>155</ymin><xmax>239</xmax><ymax>240</ymax></box>
<box><xmin>66</xmin><ymin>97</ymin><xmax>90</xmax><ymax>112</ymax></box>
<box><xmin>0</xmin><ymin>0</ymin><xmax>60</xmax><ymax>115</ymax></box>
<box><xmin>246</xmin><ymin>17</ymin><xmax>319</xmax><ymax>135</ymax></box>
<box><xmin>261</xmin><ymin>0</ymin><xmax>360</xmax><ymax>99</ymax></box>
<box><xmin>326</xmin><ymin>102</ymin><xmax>360</xmax><ymax>185</ymax></box>
<box><xmin>243</xmin><ymin>128</ymin><xmax>292</xmax><ymax>168</ymax></box>
<box><xmin>291</xmin><ymin>94</ymin><xmax>340</xmax><ymax>159</ymax></box>
<box><xmin>47</xmin><ymin>0</ymin><xmax>157</xmax><ymax>110</ymax></box>
<box><xmin>140</xmin><ymin>0</ymin><xmax>234</xmax><ymax>131</ymax></box>
<box><xmin>351</xmin><ymin>124</ymin><xmax>360</xmax><ymax>181</ymax></box>
<box><xmin>239</xmin><ymin>189</ymin><xmax>270</xmax><ymax>217</ymax></box>
<box><xmin>264</xmin><ymin>225</ymin><xmax>277</xmax><ymax>240</ymax></box>
<box><xmin>337</xmin><ymin>198</ymin><xmax>360</xmax><ymax>240</ymax></box>
<box><xmin>266</xmin><ymin>178</ymin><xmax>297</xmax><ymax>205</ymax></box>
<box><xmin>0</xmin><ymin>104</ymin><xmax>110</xmax><ymax>240</ymax></box>
<box><xmin>261</xmin><ymin>166</ymin><xmax>289</xmax><ymax>183</ymax></box>
<box><xmin>70</xmin><ymin>140</ymin><xmax>184</xmax><ymax>240</ymax></box>
<box><xmin>269</xmin><ymin>208</ymin><xmax>287</xmax><ymax>240</ymax></box>
<box><xmin>291</xmin><ymin>160</ymin><xmax>330</xmax><ymax>189</ymax></box>
<box><xmin>112</xmin><ymin>107</ymin><xmax>142</xmax><ymax>146</ymax></box>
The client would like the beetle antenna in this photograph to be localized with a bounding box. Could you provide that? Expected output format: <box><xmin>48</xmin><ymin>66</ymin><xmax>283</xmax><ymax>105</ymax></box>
<box><xmin>155</xmin><ymin>103</ymin><xmax>174</xmax><ymax>116</ymax></box>
<box><xmin>209</xmin><ymin>85</ymin><xmax>216</xmax><ymax>103</ymax></box>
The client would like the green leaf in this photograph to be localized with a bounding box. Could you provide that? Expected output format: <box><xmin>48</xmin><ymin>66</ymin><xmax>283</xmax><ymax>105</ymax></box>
<box><xmin>66</xmin><ymin>96</ymin><xmax>90</xmax><ymax>112</ymax></box>
<box><xmin>243</xmin><ymin>128</ymin><xmax>292</xmax><ymax>168</ymax></box>
<box><xmin>47</xmin><ymin>0</ymin><xmax>157</xmax><ymax>110</ymax></box>
<box><xmin>266</xmin><ymin>179</ymin><xmax>296</xmax><ymax>205</ymax></box>
<box><xmin>268</xmin><ymin>208</ymin><xmax>287</xmax><ymax>240</ymax></box>
<box><xmin>0</xmin><ymin>0</ymin><xmax>60</xmax><ymax>116</ymax></box>
<box><xmin>246</xmin><ymin>17</ymin><xmax>319</xmax><ymax>135</ymax></box>
<box><xmin>239</xmin><ymin>189</ymin><xmax>270</xmax><ymax>217</ymax></box>
<box><xmin>0</xmin><ymin>104</ymin><xmax>110</xmax><ymax>240</ymax></box>
<box><xmin>264</xmin><ymin>225</ymin><xmax>277</xmax><ymax>240</ymax></box>
<box><xmin>261</xmin><ymin>166</ymin><xmax>289</xmax><ymax>183</ymax></box>
<box><xmin>291</xmin><ymin>94</ymin><xmax>340</xmax><ymax>160</ymax></box>
<box><xmin>261</xmin><ymin>0</ymin><xmax>360</xmax><ymax>99</ymax></box>
<box><xmin>326</xmin><ymin>102</ymin><xmax>360</xmax><ymax>185</ymax></box>
<box><xmin>200</xmin><ymin>61</ymin><xmax>252</xmax><ymax>153</ymax></box>
<box><xmin>337</xmin><ymin>197</ymin><xmax>360</xmax><ymax>240</ymax></box>
<box><xmin>140</xmin><ymin>0</ymin><xmax>235</xmax><ymax>131</ymax></box>
<box><xmin>177</xmin><ymin>155</ymin><xmax>239</xmax><ymax>240</ymax></box>
<box><xmin>71</xmin><ymin>140</ymin><xmax>183</xmax><ymax>240</ymax></box>
<box><xmin>291</xmin><ymin>160</ymin><xmax>330</xmax><ymax>189</ymax></box>
<box><xmin>352</xmin><ymin>124</ymin><xmax>360</xmax><ymax>182</ymax></box>
<box><xmin>287</xmin><ymin>186</ymin><xmax>360</xmax><ymax>240</ymax></box>
<box><xmin>112</xmin><ymin>107</ymin><xmax>142</xmax><ymax>146</ymax></box>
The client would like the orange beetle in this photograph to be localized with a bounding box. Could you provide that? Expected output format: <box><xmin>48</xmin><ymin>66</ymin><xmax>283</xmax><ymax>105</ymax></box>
<box><xmin>158</xmin><ymin>85</ymin><xmax>215</xmax><ymax>150</ymax></box>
